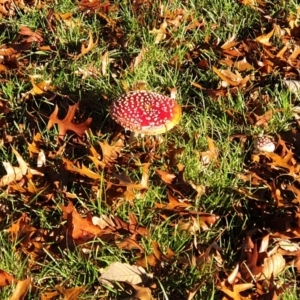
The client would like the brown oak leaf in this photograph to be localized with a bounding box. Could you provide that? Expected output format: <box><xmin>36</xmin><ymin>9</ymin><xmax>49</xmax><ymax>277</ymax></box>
<box><xmin>19</xmin><ymin>25</ymin><xmax>44</xmax><ymax>43</ymax></box>
<box><xmin>47</xmin><ymin>103</ymin><xmax>92</xmax><ymax>138</ymax></box>
<box><xmin>61</xmin><ymin>202</ymin><xmax>113</xmax><ymax>245</ymax></box>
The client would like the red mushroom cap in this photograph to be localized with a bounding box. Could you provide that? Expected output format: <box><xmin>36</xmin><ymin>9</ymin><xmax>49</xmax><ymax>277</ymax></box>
<box><xmin>109</xmin><ymin>91</ymin><xmax>182</xmax><ymax>135</ymax></box>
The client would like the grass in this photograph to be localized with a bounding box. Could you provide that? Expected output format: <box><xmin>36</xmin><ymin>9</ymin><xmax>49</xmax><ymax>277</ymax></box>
<box><xmin>0</xmin><ymin>0</ymin><xmax>300</xmax><ymax>299</ymax></box>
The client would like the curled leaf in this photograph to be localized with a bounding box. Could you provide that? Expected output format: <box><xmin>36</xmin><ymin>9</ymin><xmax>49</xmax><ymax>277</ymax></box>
<box><xmin>260</xmin><ymin>253</ymin><xmax>285</xmax><ymax>280</ymax></box>
<box><xmin>99</xmin><ymin>262</ymin><xmax>151</xmax><ymax>285</ymax></box>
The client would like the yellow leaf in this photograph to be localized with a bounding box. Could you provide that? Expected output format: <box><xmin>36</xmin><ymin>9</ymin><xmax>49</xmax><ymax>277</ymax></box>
<box><xmin>200</xmin><ymin>136</ymin><xmax>219</xmax><ymax>165</ymax></box>
<box><xmin>150</xmin><ymin>20</ymin><xmax>168</xmax><ymax>44</ymax></box>
<box><xmin>62</xmin><ymin>158</ymin><xmax>102</xmax><ymax>180</ymax></box>
<box><xmin>213</xmin><ymin>66</ymin><xmax>249</xmax><ymax>87</ymax></box>
<box><xmin>255</xmin><ymin>28</ymin><xmax>275</xmax><ymax>46</ymax></box>
<box><xmin>29</xmin><ymin>76</ymin><xmax>54</xmax><ymax>96</ymax></box>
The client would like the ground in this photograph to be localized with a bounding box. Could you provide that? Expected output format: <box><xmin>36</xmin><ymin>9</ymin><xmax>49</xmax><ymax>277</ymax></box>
<box><xmin>0</xmin><ymin>0</ymin><xmax>300</xmax><ymax>299</ymax></box>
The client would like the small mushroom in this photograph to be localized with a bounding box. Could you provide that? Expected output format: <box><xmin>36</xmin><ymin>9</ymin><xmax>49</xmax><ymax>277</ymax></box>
<box><xmin>109</xmin><ymin>90</ymin><xmax>182</xmax><ymax>135</ymax></box>
<box><xmin>253</xmin><ymin>135</ymin><xmax>276</xmax><ymax>153</ymax></box>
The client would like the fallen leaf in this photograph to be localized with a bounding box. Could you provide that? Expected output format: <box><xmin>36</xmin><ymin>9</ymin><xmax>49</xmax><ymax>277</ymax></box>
<box><xmin>47</xmin><ymin>103</ymin><xmax>92</xmax><ymax>138</ymax></box>
<box><xmin>40</xmin><ymin>290</ymin><xmax>59</xmax><ymax>300</ymax></box>
<box><xmin>213</xmin><ymin>66</ymin><xmax>250</xmax><ymax>87</ymax></box>
<box><xmin>27</xmin><ymin>133</ymin><xmax>43</xmax><ymax>157</ymax></box>
<box><xmin>99</xmin><ymin>262</ymin><xmax>151</xmax><ymax>285</ymax></box>
<box><xmin>37</xmin><ymin>150</ymin><xmax>46</xmax><ymax>167</ymax></box>
<box><xmin>283</xmin><ymin>79</ymin><xmax>300</xmax><ymax>94</ymax></box>
<box><xmin>89</xmin><ymin>139</ymin><xmax>124</xmax><ymax>168</ymax></box>
<box><xmin>150</xmin><ymin>20</ymin><xmax>168</xmax><ymax>44</ymax></box>
<box><xmin>123</xmin><ymin>284</ymin><xmax>153</xmax><ymax>300</ymax></box>
<box><xmin>54</xmin><ymin>12</ymin><xmax>81</xmax><ymax>29</ymax></box>
<box><xmin>240</xmin><ymin>0</ymin><xmax>265</xmax><ymax>9</ymax></box>
<box><xmin>155</xmin><ymin>169</ymin><xmax>176</xmax><ymax>184</ymax></box>
<box><xmin>55</xmin><ymin>285</ymin><xmax>85</xmax><ymax>300</ymax></box>
<box><xmin>78</xmin><ymin>0</ymin><xmax>117</xmax><ymax>14</ymax></box>
<box><xmin>233</xmin><ymin>58</ymin><xmax>254</xmax><ymax>71</ymax></box>
<box><xmin>9</xmin><ymin>277</ymin><xmax>32</xmax><ymax>300</ymax></box>
<box><xmin>200</xmin><ymin>136</ymin><xmax>219</xmax><ymax>165</ymax></box>
<box><xmin>220</xmin><ymin>35</ymin><xmax>239</xmax><ymax>50</ymax></box>
<box><xmin>278</xmin><ymin>240</ymin><xmax>300</xmax><ymax>252</ymax></box>
<box><xmin>28</xmin><ymin>77</ymin><xmax>55</xmax><ymax>96</ymax></box>
<box><xmin>0</xmin><ymin>147</ymin><xmax>43</xmax><ymax>187</ymax></box>
<box><xmin>92</xmin><ymin>214</ymin><xmax>115</xmax><ymax>229</ymax></box>
<box><xmin>131</xmin><ymin>46</ymin><xmax>148</xmax><ymax>71</ymax></box>
<box><xmin>259</xmin><ymin>253</ymin><xmax>285</xmax><ymax>280</ymax></box>
<box><xmin>218</xmin><ymin>281</ymin><xmax>254</xmax><ymax>300</ymax></box>
<box><xmin>19</xmin><ymin>26</ymin><xmax>43</xmax><ymax>43</ymax></box>
<box><xmin>155</xmin><ymin>190</ymin><xmax>191</xmax><ymax>210</ymax></box>
<box><xmin>116</xmin><ymin>235</ymin><xmax>145</xmax><ymax>252</ymax></box>
<box><xmin>0</xmin><ymin>270</ymin><xmax>15</xmax><ymax>287</ymax></box>
<box><xmin>63</xmin><ymin>158</ymin><xmax>102</xmax><ymax>180</ymax></box>
<box><xmin>74</xmin><ymin>31</ymin><xmax>98</xmax><ymax>60</ymax></box>
<box><xmin>0</xmin><ymin>162</ymin><xmax>23</xmax><ymax>187</ymax></box>
<box><xmin>137</xmin><ymin>241</ymin><xmax>174</xmax><ymax>268</ymax></box>
<box><xmin>0</xmin><ymin>100</ymin><xmax>10</xmax><ymax>115</ymax></box>
<box><xmin>101</xmin><ymin>50</ymin><xmax>114</xmax><ymax>76</ymax></box>
<box><xmin>255</xmin><ymin>28</ymin><xmax>275</xmax><ymax>46</ymax></box>
<box><xmin>6</xmin><ymin>213</ymin><xmax>36</xmax><ymax>240</ymax></box>
<box><xmin>61</xmin><ymin>202</ymin><xmax>113</xmax><ymax>244</ymax></box>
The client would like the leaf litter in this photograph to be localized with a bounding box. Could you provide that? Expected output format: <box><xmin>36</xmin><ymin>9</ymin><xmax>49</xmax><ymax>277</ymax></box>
<box><xmin>2</xmin><ymin>0</ymin><xmax>300</xmax><ymax>299</ymax></box>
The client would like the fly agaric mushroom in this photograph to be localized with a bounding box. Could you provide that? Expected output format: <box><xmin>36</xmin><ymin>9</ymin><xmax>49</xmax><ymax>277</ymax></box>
<box><xmin>253</xmin><ymin>135</ymin><xmax>276</xmax><ymax>153</ymax></box>
<box><xmin>109</xmin><ymin>91</ymin><xmax>182</xmax><ymax>135</ymax></box>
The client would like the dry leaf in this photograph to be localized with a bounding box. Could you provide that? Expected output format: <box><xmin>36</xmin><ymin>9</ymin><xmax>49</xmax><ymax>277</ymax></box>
<box><xmin>233</xmin><ymin>58</ymin><xmax>254</xmax><ymax>71</ymax></box>
<box><xmin>137</xmin><ymin>241</ymin><xmax>174</xmax><ymax>268</ymax></box>
<box><xmin>200</xmin><ymin>136</ymin><xmax>219</xmax><ymax>165</ymax></box>
<box><xmin>74</xmin><ymin>31</ymin><xmax>98</xmax><ymax>60</ymax></box>
<box><xmin>213</xmin><ymin>66</ymin><xmax>250</xmax><ymax>87</ymax></box>
<box><xmin>123</xmin><ymin>284</ymin><xmax>153</xmax><ymax>300</ymax></box>
<box><xmin>99</xmin><ymin>262</ymin><xmax>150</xmax><ymax>285</ymax></box>
<box><xmin>55</xmin><ymin>285</ymin><xmax>85</xmax><ymax>300</ymax></box>
<box><xmin>9</xmin><ymin>277</ymin><xmax>32</xmax><ymax>300</ymax></box>
<box><xmin>255</xmin><ymin>28</ymin><xmax>275</xmax><ymax>46</ymax></box>
<box><xmin>278</xmin><ymin>240</ymin><xmax>300</xmax><ymax>252</ymax></box>
<box><xmin>154</xmin><ymin>190</ymin><xmax>191</xmax><ymax>210</ymax></box>
<box><xmin>92</xmin><ymin>214</ymin><xmax>115</xmax><ymax>229</ymax></box>
<box><xmin>0</xmin><ymin>147</ymin><xmax>43</xmax><ymax>187</ymax></box>
<box><xmin>19</xmin><ymin>26</ymin><xmax>43</xmax><ymax>43</ymax></box>
<box><xmin>40</xmin><ymin>290</ymin><xmax>59</xmax><ymax>300</ymax></box>
<box><xmin>37</xmin><ymin>150</ymin><xmax>46</xmax><ymax>167</ymax></box>
<box><xmin>155</xmin><ymin>169</ymin><xmax>176</xmax><ymax>184</ymax></box>
<box><xmin>0</xmin><ymin>162</ymin><xmax>23</xmax><ymax>187</ymax></box>
<box><xmin>0</xmin><ymin>270</ymin><xmax>15</xmax><ymax>287</ymax></box>
<box><xmin>47</xmin><ymin>103</ymin><xmax>92</xmax><ymax>138</ymax></box>
<box><xmin>6</xmin><ymin>213</ymin><xmax>36</xmax><ymax>240</ymax></box>
<box><xmin>63</xmin><ymin>158</ymin><xmax>102</xmax><ymax>180</ymax></box>
<box><xmin>283</xmin><ymin>79</ymin><xmax>300</xmax><ymax>94</ymax></box>
<box><xmin>218</xmin><ymin>280</ymin><xmax>254</xmax><ymax>300</ymax></box>
<box><xmin>260</xmin><ymin>253</ymin><xmax>285</xmax><ymax>280</ymax></box>
<box><xmin>28</xmin><ymin>77</ymin><xmax>54</xmax><ymax>96</ymax></box>
<box><xmin>131</xmin><ymin>46</ymin><xmax>148</xmax><ymax>71</ymax></box>
<box><xmin>240</xmin><ymin>0</ymin><xmax>265</xmax><ymax>8</ymax></box>
<box><xmin>54</xmin><ymin>12</ymin><xmax>81</xmax><ymax>29</ymax></box>
<box><xmin>89</xmin><ymin>139</ymin><xmax>124</xmax><ymax>168</ymax></box>
<box><xmin>27</xmin><ymin>132</ymin><xmax>43</xmax><ymax>156</ymax></box>
<box><xmin>150</xmin><ymin>20</ymin><xmax>168</xmax><ymax>44</ymax></box>
<box><xmin>61</xmin><ymin>201</ymin><xmax>113</xmax><ymax>244</ymax></box>
<box><xmin>101</xmin><ymin>50</ymin><xmax>114</xmax><ymax>75</ymax></box>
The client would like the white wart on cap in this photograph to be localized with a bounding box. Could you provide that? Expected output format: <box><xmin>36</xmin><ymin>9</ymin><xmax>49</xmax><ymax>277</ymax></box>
<box><xmin>110</xmin><ymin>91</ymin><xmax>182</xmax><ymax>135</ymax></box>
<box><xmin>254</xmin><ymin>135</ymin><xmax>276</xmax><ymax>152</ymax></box>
